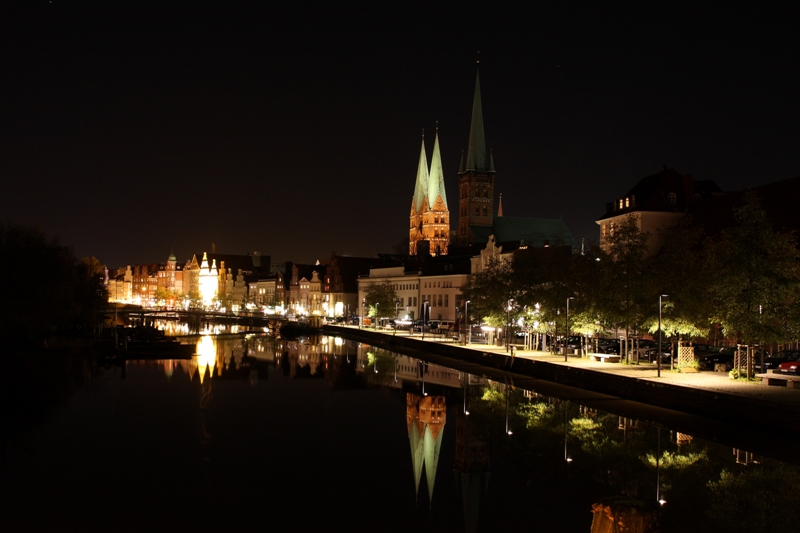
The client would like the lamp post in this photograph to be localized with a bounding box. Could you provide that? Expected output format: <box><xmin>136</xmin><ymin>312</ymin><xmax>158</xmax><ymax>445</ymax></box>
<box><xmin>506</xmin><ymin>299</ymin><xmax>513</xmax><ymax>352</ymax></box>
<box><xmin>658</xmin><ymin>294</ymin><xmax>668</xmax><ymax>377</ymax></box>
<box><xmin>421</xmin><ymin>300</ymin><xmax>430</xmax><ymax>340</ymax></box>
<box><xmin>465</xmin><ymin>299</ymin><xmax>471</xmax><ymax>345</ymax></box>
<box><xmin>394</xmin><ymin>299</ymin><xmax>399</xmax><ymax>336</ymax></box>
<box><xmin>375</xmin><ymin>302</ymin><xmax>379</xmax><ymax>330</ymax></box>
<box><xmin>565</xmin><ymin>296</ymin><xmax>574</xmax><ymax>362</ymax></box>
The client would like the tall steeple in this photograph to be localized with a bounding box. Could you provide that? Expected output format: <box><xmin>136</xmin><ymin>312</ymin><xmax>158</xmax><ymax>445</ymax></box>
<box><xmin>412</xmin><ymin>132</ymin><xmax>429</xmax><ymax>213</ymax></box>
<box><xmin>465</xmin><ymin>69</ymin><xmax>488</xmax><ymax>172</ymax></box>
<box><xmin>428</xmin><ymin>128</ymin><xmax>447</xmax><ymax>209</ymax></box>
<box><xmin>456</xmin><ymin>66</ymin><xmax>496</xmax><ymax>245</ymax></box>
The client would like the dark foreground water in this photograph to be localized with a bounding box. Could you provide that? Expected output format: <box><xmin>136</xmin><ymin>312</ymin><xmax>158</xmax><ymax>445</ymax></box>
<box><xmin>2</xmin><ymin>333</ymin><xmax>799</xmax><ymax>532</ymax></box>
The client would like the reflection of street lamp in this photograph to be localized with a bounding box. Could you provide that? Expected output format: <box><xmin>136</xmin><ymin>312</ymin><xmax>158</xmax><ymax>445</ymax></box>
<box><xmin>463</xmin><ymin>373</ymin><xmax>471</xmax><ymax>414</ymax></box>
<box><xmin>564</xmin><ymin>400</ymin><xmax>572</xmax><ymax>463</ymax></box>
<box><xmin>656</xmin><ymin>427</ymin><xmax>666</xmax><ymax>505</ymax></box>
<box><xmin>658</xmin><ymin>294</ymin><xmax>668</xmax><ymax>378</ymax></box>
<box><xmin>565</xmin><ymin>296</ymin><xmax>574</xmax><ymax>362</ymax></box>
<box><xmin>505</xmin><ymin>382</ymin><xmax>511</xmax><ymax>435</ymax></box>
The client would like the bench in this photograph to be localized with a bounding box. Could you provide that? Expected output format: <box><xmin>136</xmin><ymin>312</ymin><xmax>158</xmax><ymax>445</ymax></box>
<box><xmin>592</xmin><ymin>353</ymin><xmax>621</xmax><ymax>363</ymax></box>
<box><xmin>756</xmin><ymin>372</ymin><xmax>800</xmax><ymax>389</ymax></box>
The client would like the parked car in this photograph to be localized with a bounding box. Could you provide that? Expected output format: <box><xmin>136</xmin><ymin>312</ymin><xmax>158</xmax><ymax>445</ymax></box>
<box><xmin>698</xmin><ymin>347</ymin><xmax>738</xmax><ymax>371</ymax></box>
<box><xmin>754</xmin><ymin>350</ymin><xmax>800</xmax><ymax>373</ymax></box>
<box><xmin>779</xmin><ymin>358</ymin><xmax>800</xmax><ymax>375</ymax></box>
<box><xmin>644</xmin><ymin>344</ymin><xmax>673</xmax><ymax>363</ymax></box>
<box><xmin>596</xmin><ymin>339</ymin><xmax>621</xmax><ymax>355</ymax></box>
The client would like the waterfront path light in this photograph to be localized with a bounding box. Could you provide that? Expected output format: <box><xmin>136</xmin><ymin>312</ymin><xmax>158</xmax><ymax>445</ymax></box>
<box><xmin>565</xmin><ymin>296</ymin><xmax>574</xmax><ymax>362</ymax></box>
<box><xmin>658</xmin><ymin>294</ymin><xmax>668</xmax><ymax>377</ymax></box>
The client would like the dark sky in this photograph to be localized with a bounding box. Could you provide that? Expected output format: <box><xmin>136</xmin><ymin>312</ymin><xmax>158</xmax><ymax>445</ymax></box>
<box><xmin>2</xmin><ymin>2</ymin><xmax>797</xmax><ymax>268</ymax></box>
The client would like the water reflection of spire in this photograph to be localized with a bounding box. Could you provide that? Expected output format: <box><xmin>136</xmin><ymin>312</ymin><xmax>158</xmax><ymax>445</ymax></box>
<box><xmin>406</xmin><ymin>393</ymin><xmax>446</xmax><ymax>507</ymax></box>
<box><xmin>454</xmin><ymin>410</ymin><xmax>490</xmax><ymax>533</ymax></box>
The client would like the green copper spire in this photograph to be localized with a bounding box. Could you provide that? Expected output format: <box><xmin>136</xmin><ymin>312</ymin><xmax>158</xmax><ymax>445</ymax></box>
<box><xmin>427</xmin><ymin>129</ymin><xmax>447</xmax><ymax>209</ymax></box>
<box><xmin>412</xmin><ymin>132</ymin><xmax>429</xmax><ymax>212</ymax></box>
<box><xmin>465</xmin><ymin>69</ymin><xmax>489</xmax><ymax>172</ymax></box>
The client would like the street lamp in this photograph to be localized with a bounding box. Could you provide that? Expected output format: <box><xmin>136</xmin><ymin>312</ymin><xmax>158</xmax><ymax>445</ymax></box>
<box><xmin>465</xmin><ymin>300</ymin><xmax>471</xmax><ymax>345</ymax></box>
<box><xmin>658</xmin><ymin>294</ymin><xmax>668</xmax><ymax>378</ymax></box>
<box><xmin>394</xmin><ymin>299</ymin><xmax>400</xmax><ymax>336</ymax></box>
<box><xmin>506</xmin><ymin>299</ymin><xmax>514</xmax><ymax>352</ymax></box>
<box><xmin>375</xmin><ymin>302</ymin><xmax>379</xmax><ymax>329</ymax></box>
<box><xmin>421</xmin><ymin>300</ymin><xmax>430</xmax><ymax>340</ymax></box>
<box><xmin>565</xmin><ymin>296</ymin><xmax>574</xmax><ymax>362</ymax></box>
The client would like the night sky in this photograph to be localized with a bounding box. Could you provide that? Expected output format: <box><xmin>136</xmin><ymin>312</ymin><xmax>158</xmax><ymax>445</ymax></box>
<box><xmin>2</xmin><ymin>3</ymin><xmax>797</xmax><ymax>268</ymax></box>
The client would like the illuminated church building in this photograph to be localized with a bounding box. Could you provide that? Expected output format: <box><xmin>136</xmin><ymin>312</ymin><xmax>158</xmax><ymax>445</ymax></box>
<box><xmin>411</xmin><ymin>67</ymin><xmax>576</xmax><ymax>254</ymax></box>
<box><xmin>409</xmin><ymin>128</ymin><xmax>450</xmax><ymax>255</ymax></box>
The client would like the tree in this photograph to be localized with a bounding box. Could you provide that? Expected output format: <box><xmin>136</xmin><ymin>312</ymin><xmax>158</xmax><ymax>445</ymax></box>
<box><xmin>706</xmin><ymin>192</ymin><xmax>800</xmax><ymax>345</ymax></box>
<box><xmin>599</xmin><ymin>215</ymin><xmax>650</xmax><ymax>342</ymax></box>
<box><xmin>0</xmin><ymin>223</ymin><xmax>108</xmax><ymax>344</ymax></box>
<box><xmin>644</xmin><ymin>217</ymin><xmax>711</xmax><ymax>340</ymax></box>
<box><xmin>460</xmin><ymin>258</ymin><xmax>517</xmax><ymax>327</ymax></box>
<box><xmin>363</xmin><ymin>281</ymin><xmax>398</xmax><ymax>320</ymax></box>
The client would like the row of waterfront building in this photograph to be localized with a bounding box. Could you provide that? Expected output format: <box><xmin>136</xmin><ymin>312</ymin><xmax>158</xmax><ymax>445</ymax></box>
<box><xmin>107</xmin><ymin>65</ymin><xmax>800</xmax><ymax>324</ymax></box>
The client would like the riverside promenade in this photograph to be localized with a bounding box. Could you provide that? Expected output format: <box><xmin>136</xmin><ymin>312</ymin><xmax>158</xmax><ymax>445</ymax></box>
<box><xmin>324</xmin><ymin>325</ymin><xmax>800</xmax><ymax>445</ymax></box>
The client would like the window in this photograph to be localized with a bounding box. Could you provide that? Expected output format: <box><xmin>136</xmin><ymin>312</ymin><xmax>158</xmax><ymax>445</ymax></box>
<box><xmin>474</xmin><ymin>207</ymin><xmax>479</xmax><ymax>215</ymax></box>
<box><xmin>619</xmin><ymin>199</ymin><xmax>624</xmax><ymax>209</ymax></box>
<box><xmin>482</xmin><ymin>206</ymin><xmax>487</xmax><ymax>216</ymax></box>
<box><xmin>625</xmin><ymin>197</ymin><xmax>629</xmax><ymax>208</ymax></box>
<box><xmin>667</xmin><ymin>192</ymin><xmax>677</xmax><ymax>204</ymax></box>
<box><xmin>444</xmin><ymin>295</ymin><xmax>449</xmax><ymax>307</ymax></box>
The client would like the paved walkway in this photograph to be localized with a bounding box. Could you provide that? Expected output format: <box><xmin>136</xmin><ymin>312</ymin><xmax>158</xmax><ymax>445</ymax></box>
<box><xmin>347</xmin><ymin>326</ymin><xmax>800</xmax><ymax>407</ymax></box>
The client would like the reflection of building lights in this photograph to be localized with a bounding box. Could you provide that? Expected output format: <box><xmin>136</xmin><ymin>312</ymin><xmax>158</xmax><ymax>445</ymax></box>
<box><xmin>196</xmin><ymin>335</ymin><xmax>216</xmax><ymax>383</ymax></box>
<box><xmin>658</xmin><ymin>499</ymin><xmax>666</xmax><ymax>506</ymax></box>
<box><xmin>334</xmin><ymin>337</ymin><xmax>343</xmax><ymax>346</ymax></box>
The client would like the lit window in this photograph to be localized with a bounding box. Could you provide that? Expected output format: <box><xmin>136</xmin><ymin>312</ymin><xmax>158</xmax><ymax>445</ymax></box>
<box><xmin>625</xmin><ymin>197</ymin><xmax>629</xmax><ymax>208</ymax></box>
<box><xmin>619</xmin><ymin>199</ymin><xmax>624</xmax><ymax>209</ymax></box>
<box><xmin>667</xmin><ymin>192</ymin><xmax>677</xmax><ymax>204</ymax></box>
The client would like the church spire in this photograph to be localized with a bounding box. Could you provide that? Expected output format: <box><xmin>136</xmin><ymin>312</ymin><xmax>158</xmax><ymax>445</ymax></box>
<box><xmin>412</xmin><ymin>131</ymin><xmax>429</xmax><ymax>212</ymax></box>
<box><xmin>465</xmin><ymin>68</ymin><xmax>489</xmax><ymax>173</ymax></box>
<box><xmin>427</xmin><ymin>127</ymin><xmax>447</xmax><ymax>209</ymax></box>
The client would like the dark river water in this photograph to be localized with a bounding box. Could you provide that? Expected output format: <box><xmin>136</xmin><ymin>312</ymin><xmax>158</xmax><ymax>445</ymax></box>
<box><xmin>2</xmin><ymin>332</ymin><xmax>799</xmax><ymax>532</ymax></box>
